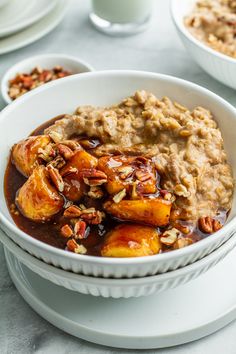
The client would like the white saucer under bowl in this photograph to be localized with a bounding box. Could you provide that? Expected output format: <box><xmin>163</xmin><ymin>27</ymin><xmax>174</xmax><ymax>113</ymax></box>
<box><xmin>0</xmin><ymin>0</ymin><xmax>57</xmax><ymax>38</ymax></box>
<box><xmin>5</xmin><ymin>246</ymin><xmax>236</xmax><ymax>349</ymax></box>
<box><xmin>0</xmin><ymin>0</ymin><xmax>67</xmax><ymax>55</ymax></box>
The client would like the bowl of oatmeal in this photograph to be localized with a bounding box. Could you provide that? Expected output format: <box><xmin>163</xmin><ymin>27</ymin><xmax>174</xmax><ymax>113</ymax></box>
<box><xmin>171</xmin><ymin>0</ymin><xmax>236</xmax><ymax>89</ymax></box>
<box><xmin>0</xmin><ymin>71</ymin><xmax>235</xmax><ymax>278</ymax></box>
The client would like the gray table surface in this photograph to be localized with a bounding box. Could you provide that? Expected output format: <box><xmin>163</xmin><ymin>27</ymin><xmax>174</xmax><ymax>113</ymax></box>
<box><xmin>1</xmin><ymin>0</ymin><xmax>236</xmax><ymax>353</ymax></box>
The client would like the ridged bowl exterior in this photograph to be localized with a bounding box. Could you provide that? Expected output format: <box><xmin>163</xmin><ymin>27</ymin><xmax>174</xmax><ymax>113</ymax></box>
<box><xmin>171</xmin><ymin>0</ymin><xmax>236</xmax><ymax>90</ymax></box>
<box><xmin>0</xmin><ymin>71</ymin><xmax>236</xmax><ymax>279</ymax></box>
<box><xmin>2</xmin><ymin>228</ymin><xmax>236</xmax><ymax>298</ymax></box>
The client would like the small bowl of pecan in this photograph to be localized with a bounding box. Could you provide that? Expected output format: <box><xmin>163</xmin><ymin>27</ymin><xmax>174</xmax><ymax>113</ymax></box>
<box><xmin>1</xmin><ymin>53</ymin><xmax>94</xmax><ymax>104</ymax></box>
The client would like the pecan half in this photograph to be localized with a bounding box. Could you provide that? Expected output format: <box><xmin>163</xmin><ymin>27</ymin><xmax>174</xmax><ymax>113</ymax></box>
<box><xmin>64</xmin><ymin>205</ymin><xmax>81</xmax><ymax>218</ymax></box>
<box><xmin>198</xmin><ymin>216</ymin><xmax>213</xmax><ymax>234</ymax></box>
<box><xmin>47</xmin><ymin>165</ymin><xmax>64</xmax><ymax>192</ymax></box>
<box><xmin>81</xmin><ymin>169</ymin><xmax>107</xmax><ymax>186</ymax></box>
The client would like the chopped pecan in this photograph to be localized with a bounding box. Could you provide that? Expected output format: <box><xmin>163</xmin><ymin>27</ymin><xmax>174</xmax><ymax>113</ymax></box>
<box><xmin>61</xmin><ymin>224</ymin><xmax>73</xmax><ymax>238</ymax></box>
<box><xmin>49</xmin><ymin>131</ymin><xmax>63</xmax><ymax>143</ymax></box>
<box><xmin>47</xmin><ymin>165</ymin><xmax>64</xmax><ymax>192</ymax></box>
<box><xmin>160</xmin><ymin>189</ymin><xmax>172</xmax><ymax>201</ymax></box>
<box><xmin>64</xmin><ymin>205</ymin><xmax>81</xmax><ymax>218</ymax></box>
<box><xmin>60</xmin><ymin>140</ymin><xmax>81</xmax><ymax>150</ymax></box>
<box><xmin>118</xmin><ymin>166</ymin><xmax>134</xmax><ymax>179</ymax></box>
<box><xmin>81</xmin><ymin>169</ymin><xmax>107</xmax><ymax>186</ymax></box>
<box><xmin>81</xmin><ymin>210</ymin><xmax>105</xmax><ymax>225</ymax></box>
<box><xmin>74</xmin><ymin>220</ymin><xmax>87</xmax><ymax>239</ymax></box>
<box><xmin>160</xmin><ymin>228</ymin><xmax>180</xmax><ymax>246</ymax></box>
<box><xmin>57</xmin><ymin>143</ymin><xmax>74</xmax><ymax>160</ymax></box>
<box><xmin>135</xmin><ymin>169</ymin><xmax>151</xmax><ymax>182</ymax></box>
<box><xmin>113</xmin><ymin>189</ymin><xmax>126</xmax><ymax>203</ymax></box>
<box><xmin>213</xmin><ymin>219</ymin><xmax>223</xmax><ymax>232</ymax></box>
<box><xmin>66</xmin><ymin>238</ymin><xmax>87</xmax><ymax>254</ymax></box>
<box><xmin>48</xmin><ymin>155</ymin><xmax>66</xmax><ymax>169</ymax></box>
<box><xmin>38</xmin><ymin>143</ymin><xmax>56</xmax><ymax>162</ymax></box>
<box><xmin>174</xmin><ymin>237</ymin><xmax>193</xmax><ymax>249</ymax></box>
<box><xmin>88</xmin><ymin>186</ymin><xmax>104</xmax><ymax>199</ymax></box>
<box><xmin>198</xmin><ymin>216</ymin><xmax>214</xmax><ymax>233</ymax></box>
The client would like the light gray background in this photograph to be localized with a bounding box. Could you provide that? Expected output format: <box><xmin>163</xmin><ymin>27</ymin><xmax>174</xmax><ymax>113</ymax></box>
<box><xmin>0</xmin><ymin>0</ymin><xmax>236</xmax><ymax>353</ymax></box>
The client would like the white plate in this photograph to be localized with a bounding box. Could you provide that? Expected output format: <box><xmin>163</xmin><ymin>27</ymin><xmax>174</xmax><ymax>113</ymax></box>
<box><xmin>5</xmin><ymin>246</ymin><xmax>236</xmax><ymax>349</ymax></box>
<box><xmin>0</xmin><ymin>0</ymin><xmax>57</xmax><ymax>38</ymax></box>
<box><xmin>0</xmin><ymin>0</ymin><xmax>67</xmax><ymax>55</ymax></box>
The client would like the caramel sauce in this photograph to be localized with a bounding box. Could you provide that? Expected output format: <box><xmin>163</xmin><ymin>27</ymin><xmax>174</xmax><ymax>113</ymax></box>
<box><xmin>4</xmin><ymin>116</ymin><xmax>228</xmax><ymax>256</ymax></box>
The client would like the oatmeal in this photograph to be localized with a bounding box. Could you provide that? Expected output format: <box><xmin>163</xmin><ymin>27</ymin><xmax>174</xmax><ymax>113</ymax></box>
<box><xmin>4</xmin><ymin>91</ymin><xmax>234</xmax><ymax>258</ymax></box>
<box><xmin>45</xmin><ymin>90</ymin><xmax>234</xmax><ymax>221</ymax></box>
<box><xmin>185</xmin><ymin>0</ymin><xmax>236</xmax><ymax>59</ymax></box>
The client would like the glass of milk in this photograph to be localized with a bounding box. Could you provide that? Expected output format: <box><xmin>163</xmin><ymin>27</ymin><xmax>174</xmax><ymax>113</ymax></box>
<box><xmin>90</xmin><ymin>0</ymin><xmax>154</xmax><ymax>36</ymax></box>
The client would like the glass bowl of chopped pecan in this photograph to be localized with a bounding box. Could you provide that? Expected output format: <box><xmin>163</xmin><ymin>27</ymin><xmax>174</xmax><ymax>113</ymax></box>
<box><xmin>1</xmin><ymin>53</ymin><xmax>94</xmax><ymax>104</ymax></box>
<box><xmin>0</xmin><ymin>71</ymin><xmax>235</xmax><ymax>280</ymax></box>
<box><xmin>171</xmin><ymin>0</ymin><xmax>236</xmax><ymax>89</ymax></box>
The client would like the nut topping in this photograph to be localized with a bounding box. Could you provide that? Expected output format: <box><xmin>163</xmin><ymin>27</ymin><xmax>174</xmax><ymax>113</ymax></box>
<box><xmin>57</xmin><ymin>143</ymin><xmax>74</xmax><ymax>160</ymax></box>
<box><xmin>61</xmin><ymin>224</ymin><xmax>73</xmax><ymax>238</ymax></box>
<box><xmin>66</xmin><ymin>238</ymin><xmax>87</xmax><ymax>254</ymax></box>
<box><xmin>135</xmin><ymin>169</ymin><xmax>151</xmax><ymax>182</ymax></box>
<box><xmin>160</xmin><ymin>228</ymin><xmax>180</xmax><ymax>246</ymax></box>
<box><xmin>47</xmin><ymin>165</ymin><xmax>64</xmax><ymax>192</ymax></box>
<box><xmin>74</xmin><ymin>220</ymin><xmax>87</xmax><ymax>239</ymax></box>
<box><xmin>88</xmin><ymin>186</ymin><xmax>104</xmax><ymax>199</ymax></box>
<box><xmin>198</xmin><ymin>216</ymin><xmax>213</xmax><ymax>233</ymax></box>
<box><xmin>81</xmin><ymin>169</ymin><xmax>107</xmax><ymax>186</ymax></box>
<box><xmin>113</xmin><ymin>189</ymin><xmax>126</xmax><ymax>203</ymax></box>
<box><xmin>64</xmin><ymin>205</ymin><xmax>81</xmax><ymax>218</ymax></box>
<box><xmin>80</xmin><ymin>210</ymin><xmax>105</xmax><ymax>225</ymax></box>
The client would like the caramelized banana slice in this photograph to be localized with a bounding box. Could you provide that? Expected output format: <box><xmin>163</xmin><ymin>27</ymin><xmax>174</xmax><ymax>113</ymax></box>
<box><xmin>101</xmin><ymin>224</ymin><xmax>161</xmax><ymax>257</ymax></box>
<box><xmin>104</xmin><ymin>198</ymin><xmax>171</xmax><ymax>227</ymax></box>
<box><xmin>12</xmin><ymin>135</ymin><xmax>51</xmax><ymax>177</ymax></box>
<box><xmin>63</xmin><ymin>172</ymin><xmax>86</xmax><ymax>202</ymax></box>
<box><xmin>98</xmin><ymin>155</ymin><xmax>157</xmax><ymax>196</ymax></box>
<box><xmin>61</xmin><ymin>150</ymin><xmax>98</xmax><ymax>175</ymax></box>
<box><xmin>16</xmin><ymin>166</ymin><xmax>63</xmax><ymax>221</ymax></box>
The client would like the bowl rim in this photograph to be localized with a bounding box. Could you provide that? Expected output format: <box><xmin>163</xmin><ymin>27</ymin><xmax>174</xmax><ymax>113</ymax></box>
<box><xmin>1</xmin><ymin>53</ymin><xmax>94</xmax><ymax>104</ymax></box>
<box><xmin>170</xmin><ymin>0</ymin><xmax>236</xmax><ymax>65</ymax></box>
<box><xmin>1</xmin><ymin>226</ymin><xmax>236</xmax><ymax>284</ymax></box>
<box><xmin>0</xmin><ymin>70</ymin><xmax>236</xmax><ymax>265</ymax></box>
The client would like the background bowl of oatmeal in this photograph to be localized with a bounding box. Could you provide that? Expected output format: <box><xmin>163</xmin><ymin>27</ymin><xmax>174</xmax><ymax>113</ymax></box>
<box><xmin>0</xmin><ymin>71</ymin><xmax>235</xmax><ymax>279</ymax></box>
<box><xmin>171</xmin><ymin>0</ymin><xmax>236</xmax><ymax>90</ymax></box>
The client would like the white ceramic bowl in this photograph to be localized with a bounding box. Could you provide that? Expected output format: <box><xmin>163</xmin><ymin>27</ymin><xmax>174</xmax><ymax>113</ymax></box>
<box><xmin>0</xmin><ymin>71</ymin><xmax>235</xmax><ymax>278</ymax></box>
<box><xmin>1</xmin><ymin>53</ymin><xmax>94</xmax><ymax>104</ymax></box>
<box><xmin>171</xmin><ymin>0</ymin><xmax>236</xmax><ymax>90</ymax></box>
<box><xmin>1</xmin><ymin>227</ymin><xmax>236</xmax><ymax>298</ymax></box>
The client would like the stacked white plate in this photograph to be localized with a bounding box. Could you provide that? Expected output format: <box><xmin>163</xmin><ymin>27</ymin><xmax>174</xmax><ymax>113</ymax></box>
<box><xmin>0</xmin><ymin>0</ymin><xmax>67</xmax><ymax>55</ymax></box>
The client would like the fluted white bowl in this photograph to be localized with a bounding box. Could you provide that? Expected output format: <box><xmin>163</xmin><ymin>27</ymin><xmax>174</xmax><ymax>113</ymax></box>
<box><xmin>171</xmin><ymin>0</ymin><xmax>236</xmax><ymax>90</ymax></box>
<box><xmin>1</xmin><ymin>228</ymin><xmax>236</xmax><ymax>298</ymax></box>
<box><xmin>0</xmin><ymin>71</ymin><xmax>235</xmax><ymax>278</ymax></box>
